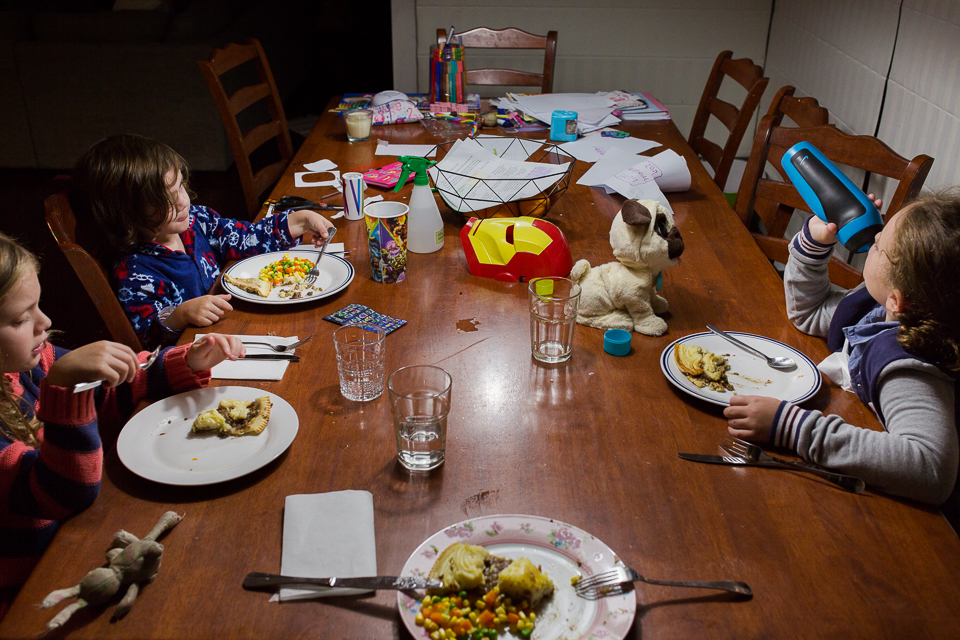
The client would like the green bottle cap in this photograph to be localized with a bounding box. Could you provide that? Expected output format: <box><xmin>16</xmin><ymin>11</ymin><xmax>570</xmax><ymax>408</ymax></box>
<box><xmin>535</xmin><ymin>279</ymin><xmax>554</xmax><ymax>296</ymax></box>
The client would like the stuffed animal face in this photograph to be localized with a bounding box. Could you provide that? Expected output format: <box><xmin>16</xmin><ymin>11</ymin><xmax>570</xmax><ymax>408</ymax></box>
<box><xmin>610</xmin><ymin>199</ymin><xmax>684</xmax><ymax>272</ymax></box>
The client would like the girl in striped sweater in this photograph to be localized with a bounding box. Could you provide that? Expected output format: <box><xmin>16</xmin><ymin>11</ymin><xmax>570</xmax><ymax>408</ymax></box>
<box><xmin>0</xmin><ymin>233</ymin><xmax>244</xmax><ymax>618</ymax></box>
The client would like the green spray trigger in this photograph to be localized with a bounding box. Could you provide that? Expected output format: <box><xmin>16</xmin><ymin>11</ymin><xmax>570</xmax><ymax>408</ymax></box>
<box><xmin>394</xmin><ymin>156</ymin><xmax>437</xmax><ymax>192</ymax></box>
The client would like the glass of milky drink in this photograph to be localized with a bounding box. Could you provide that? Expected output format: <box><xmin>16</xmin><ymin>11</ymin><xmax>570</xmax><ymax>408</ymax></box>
<box><xmin>387</xmin><ymin>365</ymin><xmax>452</xmax><ymax>471</ymax></box>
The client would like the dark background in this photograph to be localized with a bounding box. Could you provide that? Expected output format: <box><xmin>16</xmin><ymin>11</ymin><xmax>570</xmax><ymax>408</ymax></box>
<box><xmin>0</xmin><ymin>0</ymin><xmax>394</xmax><ymax>348</ymax></box>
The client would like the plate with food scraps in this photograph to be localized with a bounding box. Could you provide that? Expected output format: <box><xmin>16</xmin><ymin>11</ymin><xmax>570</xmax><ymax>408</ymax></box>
<box><xmin>220</xmin><ymin>249</ymin><xmax>354</xmax><ymax>305</ymax></box>
<box><xmin>398</xmin><ymin>514</ymin><xmax>635</xmax><ymax>640</ymax></box>
<box><xmin>117</xmin><ymin>386</ymin><xmax>298</xmax><ymax>485</ymax></box>
<box><xmin>660</xmin><ymin>331</ymin><xmax>821</xmax><ymax>407</ymax></box>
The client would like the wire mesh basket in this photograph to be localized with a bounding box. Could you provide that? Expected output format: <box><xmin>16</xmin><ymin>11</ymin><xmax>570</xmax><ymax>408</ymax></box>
<box><xmin>429</xmin><ymin>137</ymin><xmax>576</xmax><ymax>219</ymax></box>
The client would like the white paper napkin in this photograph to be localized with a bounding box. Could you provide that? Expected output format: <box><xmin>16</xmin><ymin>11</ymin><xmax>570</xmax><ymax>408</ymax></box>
<box><xmin>277</xmin><ymin>491</ymin><xmax>377</xmax><ymax>601</ymax></box>
<box><xmin>196</xmin><ymin>334</ymin><xmax>298</xmax><ymax>381</ymax></box>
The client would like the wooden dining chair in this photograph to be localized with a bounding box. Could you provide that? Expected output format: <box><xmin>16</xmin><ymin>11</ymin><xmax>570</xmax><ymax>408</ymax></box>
<box><xmin>198</xmin><ymin>38</ymin><xmax>293</xmax><ymax>219</ymax></box>
<box><xmin>734</xmin><ymin>119</ymin><xmax>934</xmax><ymax>289</ymax></box>
<box><xmin>436</xmin><ymin>27</ymin><xmax>558</xmax><ymax>94</ymax></box>
<box><xmin>688</xmin><ymin>50</ymin><xmax>769</xmax><ymax>191</ymax></box>
<box><xmin>44</xmin><ymin>187</ymin><xmax>143</xmax><ymax>352</ymax></box>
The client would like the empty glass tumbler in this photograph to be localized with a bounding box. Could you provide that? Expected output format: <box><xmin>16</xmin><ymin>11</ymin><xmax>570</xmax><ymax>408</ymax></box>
<box><xmin>333</xmin><ymin>323</ymin><xmax>386</xmax><ymax>401</ymax></box>
<box><xmin>528</xmin><ymin>277</ymin><xmax>581</xmax><ymax>363</ymax></box>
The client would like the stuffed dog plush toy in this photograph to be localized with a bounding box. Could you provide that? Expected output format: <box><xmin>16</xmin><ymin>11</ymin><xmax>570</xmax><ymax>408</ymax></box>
<box><xmin>570</xmin><ymin>199</ymin><xmax>684</xmax><ymax>336</ymax></box>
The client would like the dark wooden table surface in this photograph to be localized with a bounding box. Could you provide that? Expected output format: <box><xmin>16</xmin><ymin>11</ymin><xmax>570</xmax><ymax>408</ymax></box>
<box><xmin>4</xmin><ymin>98</ymin><xmax>960</xmax><ymax>639</ymax></box>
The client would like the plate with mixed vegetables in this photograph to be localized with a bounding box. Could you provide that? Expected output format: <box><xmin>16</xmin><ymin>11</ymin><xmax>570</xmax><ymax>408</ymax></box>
<box><xmin>221</xmin><ymin>250</ymin><xmax>354</xmax><ymax>305</ymax></box>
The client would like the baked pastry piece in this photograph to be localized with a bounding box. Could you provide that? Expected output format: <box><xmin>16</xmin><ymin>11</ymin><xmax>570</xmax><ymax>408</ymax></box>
<box><xmin>191</xmin><ymin>409</ymin><xmax>226</xmax><ymax>433</ymax></box>
<box><xmin>675</xmin><ymin>343</ymin><xmax>734</xmax><ymax>392</ymax></box>
<box><xmin>498</xmin><ymin>558</ymin><xmax>554</xmax><ymax>608</ymax></box>
<box><xmin>217</xmin><ymin>396</ymin><xmax>272</xmax><ymax>436</ymax></box>
<box><xmin>428</xmin><ymin>542</ymin><xmax>489</xmax><ymax>594</ymax></box>
<box><xmin>223</xmin><ymin>273</ymin><xmax>272</xmax><ymax>297</ymax></box>
<box><xmin>192</xmin><ymin>396</ymin><xmax>272</xmax><ymax>437</ymax></box>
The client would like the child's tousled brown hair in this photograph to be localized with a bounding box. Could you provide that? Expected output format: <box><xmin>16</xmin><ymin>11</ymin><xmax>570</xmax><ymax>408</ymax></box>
<box><xmin>888</xmin><ymin>188</ymin><xmax>960</xmax><ymax>374</ymax></box>
<box><xmin>0</xmin><ymin>233</ymin><xmax>42</xmax><ymax>446</ymax></box>
<box><xmin>71</xmin><ymin>134</ymin><xmax>193</xmax><ymax>255</ymax></box>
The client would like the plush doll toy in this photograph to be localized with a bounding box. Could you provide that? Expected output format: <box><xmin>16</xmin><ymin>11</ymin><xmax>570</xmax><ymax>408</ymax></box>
<box><xmin>38</xmin><ymin>511</ymin><xmax>183</xmax><ymax>634</ymax></box>
<box><xmin>570</xmin><ymin>198</ymin><xmax>684</xmax><ymax>336</ymax></box>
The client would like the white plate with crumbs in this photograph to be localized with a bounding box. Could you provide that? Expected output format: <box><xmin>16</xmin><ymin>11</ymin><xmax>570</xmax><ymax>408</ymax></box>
<box><xmin>661</xmin><ymin>331</ymin><xmax>821</xmax><ymax>407</ymax></box>
<box><xmin>117</xmin><ymin>386</ymin><xmax>298</xmax><ymax>485</ymax></box>
<box><xmin>221</xmin><ymin>249</ymin><xmax>353</xmax><ymax>305</ymax></box>
<box><xmin>397</xmin><ymin>514</ymin><xmax>635</xmax><ymax>640</ymax></box>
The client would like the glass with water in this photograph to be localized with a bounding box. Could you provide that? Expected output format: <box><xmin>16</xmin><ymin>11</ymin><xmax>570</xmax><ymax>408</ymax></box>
<box><xmin>333</xmin><ymin>323</ymin><xmax>386</xmax><ymax>401</ymax></box>
<box><xmin>387</xmin><ymin>365</ymin><xmax>452</xmax><ymax>471</ymax></box>
<box><xmin>528</xmin><ymin>277</ymin><xmax>581</xmax><ymax>363</ymax></box>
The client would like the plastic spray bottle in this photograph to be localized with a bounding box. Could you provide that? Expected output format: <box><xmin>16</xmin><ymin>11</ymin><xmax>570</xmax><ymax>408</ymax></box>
<box><xmin>395</xmin><ymin>155</ymin><xmax>443</xmax><ymax>253</ymax></box>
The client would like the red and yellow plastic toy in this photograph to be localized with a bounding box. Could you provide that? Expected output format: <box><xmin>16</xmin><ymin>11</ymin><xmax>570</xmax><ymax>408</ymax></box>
<box><xmin>460</xmin><ymin>216</ymin><xmax>573</xmax><ymax>282</ymax></box>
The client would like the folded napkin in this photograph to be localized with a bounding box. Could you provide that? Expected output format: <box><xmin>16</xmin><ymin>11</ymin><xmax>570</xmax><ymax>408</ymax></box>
<box><xmin>277</xmin><ymin>491</ymin><xmax>377</xmax><ymax>601</ymax></box>
<box><xmin>197</xmin><ymin>334</ymin><xmax>299</xmax><ymax>381</ymax></box>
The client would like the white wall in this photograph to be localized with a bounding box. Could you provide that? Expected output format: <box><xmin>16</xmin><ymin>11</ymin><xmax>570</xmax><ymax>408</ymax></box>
<box><xmin>393</xmin><ymin>0</ymin><xmax>773</xmax><ymax>156</ymax></box>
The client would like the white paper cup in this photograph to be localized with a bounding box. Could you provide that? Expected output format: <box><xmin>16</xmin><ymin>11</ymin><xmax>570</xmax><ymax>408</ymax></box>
<box><xmin>343</xmin><ymin>172</ymin><xmax>365</xmax><ymax>220</ymax></box>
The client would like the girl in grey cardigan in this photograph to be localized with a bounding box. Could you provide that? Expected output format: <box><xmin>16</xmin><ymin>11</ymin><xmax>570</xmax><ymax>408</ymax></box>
<box><xmin>724</xmin><ymin>191</ymin><xmax>960</xmax><ymax>508</ymax></box>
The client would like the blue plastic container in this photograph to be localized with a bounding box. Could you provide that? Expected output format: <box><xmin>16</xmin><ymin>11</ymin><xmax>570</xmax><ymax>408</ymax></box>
<box><xmin>603</xmin><ymin>329</ymin><xmax>632</xmax><ymax>356</ymax></box>
<box><xmin>550</xmin><ymin>110</ymin><xmax>578</xmax><ymax>141</ymax></box>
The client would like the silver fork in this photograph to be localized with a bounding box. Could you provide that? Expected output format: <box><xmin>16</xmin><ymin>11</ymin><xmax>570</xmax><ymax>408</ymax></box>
<box><xmin>240</xmin><ymin>334</ymin><xmax>313</xmax><ymax>353</ymax></box>
<box><xmin>303</xmin><ymin>226</ymin><xmax>337</xmax><ymax>288</ymax></box>
<box><xmin>574</xmin><ymin>565</ymin><xmax>752</xmax><ymax>599</ymax></box>
<box><xmin>720</xmin><ymin>435</ymin><xmax>866</xmax><ymax>494</ymax></box>
<box><xmin>73</xmin><ymin>346</ymin><xmax>161</xmax><ymax>393</ymax></box>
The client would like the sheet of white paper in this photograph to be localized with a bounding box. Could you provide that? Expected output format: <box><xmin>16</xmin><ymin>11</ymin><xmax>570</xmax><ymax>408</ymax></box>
<box><xmin>277</xmin><ymin>491</ymin><xmax>377</xmax><ymax>601</ymax></box>
<box><xmin>473</xmin><ymin>135</ymin><xmax>543</xmax><ymax>161</ymax></box>
<box><xmin>562</xmin><ymin>136</ymin><xmax>659</xmax><ymax>163</ymax></box>
<box><xmin>511</xmin><ymin>93</ymin><xmax>613</xmax><ymax>115</ymax></box>
<box><xmin>294</xmin><ymin>170</ymin><xmax>340</xmax><ymax>188</ymax></box>
<box><xmin>303</xmin><ymin>159</ymin><xmax>337</xmax><ymax>172</ymax></box>
<box><xmin>599</xmin><ymin>150</ymin><xmax>690</xmax><ymax>213</ymax></box>
<box><xmin>375</xmin><ymin>140</ymin><xmax>437</xmax><ymax>157</ymax></box>
<box><xmin>578</xmin><ymin>147</ymin><xmax>649</xmax><ymax>186</ymax></box>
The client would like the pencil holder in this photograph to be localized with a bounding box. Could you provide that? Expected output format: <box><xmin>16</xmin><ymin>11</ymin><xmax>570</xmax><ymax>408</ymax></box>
<box><xmin>429</xmin><ymin>44</ymin><xmax>466</xmax><ymax>103</ymax></box>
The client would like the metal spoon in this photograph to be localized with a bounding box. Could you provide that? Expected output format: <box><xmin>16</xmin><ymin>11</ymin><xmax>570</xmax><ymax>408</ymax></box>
<box><xmin>706</xmin><ymin>324</ymin><xmax>797</xmax><ymax>371</ymax></box>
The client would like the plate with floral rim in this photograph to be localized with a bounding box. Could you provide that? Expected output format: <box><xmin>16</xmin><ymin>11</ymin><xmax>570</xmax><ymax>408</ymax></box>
<box><xmin>397</xmin><ymin>514</ymin><xmax>635</xmax><ymax>640</ymax></box>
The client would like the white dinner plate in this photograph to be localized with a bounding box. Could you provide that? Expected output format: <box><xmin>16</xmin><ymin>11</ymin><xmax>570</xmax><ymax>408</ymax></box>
<box><xmin>661</xmin><ymin>331</ymin><xmax>821</xmax><ymax>407</ymax></box>
<box><xmin>220</xmin><ymin>250</ymin><xmax>354</xmax><ymax>305</ymax></box>
<box><xmin>398</xmin><ymin>514</ymin><xmax>635</xmax><ymax>640</ymax></box>
<box><xmin>116</xmin><ymin>386</ymin><xmax>298</xmax><ymax>485</ymax></box>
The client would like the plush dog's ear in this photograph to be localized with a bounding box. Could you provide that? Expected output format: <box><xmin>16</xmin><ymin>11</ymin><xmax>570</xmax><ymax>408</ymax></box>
<box><xmin>621</xmin><ymin>199</ymin><xmax>652</xmax><ymax>227</ymax></box>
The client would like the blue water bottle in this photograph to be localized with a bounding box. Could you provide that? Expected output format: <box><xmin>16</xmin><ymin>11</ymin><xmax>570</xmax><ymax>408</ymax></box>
<box><xmin>781</xmin><ymin>142</ymin><xmax>883</xmax><ymax>253</ymax></box>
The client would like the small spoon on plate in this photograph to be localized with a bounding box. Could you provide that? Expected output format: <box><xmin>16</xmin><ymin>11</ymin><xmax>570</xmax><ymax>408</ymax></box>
<box><xmin>706</xmin><ymin>325</ymin><xmax>797</xmax><ymax>371</ymax></box>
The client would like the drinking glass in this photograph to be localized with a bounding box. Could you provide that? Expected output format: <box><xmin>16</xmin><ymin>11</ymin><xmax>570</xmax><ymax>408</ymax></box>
<box><xmin>528</xmin><ymin>277</ymin><xmax>581</xmax><ymax>363</ymax></box>
<box><xmin>333</xmin><ymin>323</ymin><xmax>386</xmax><ymax>401</ymax></box>
<box><xmin>387</xmin><ymin>365</ymin><xmax>452</xmax><ymax>471</ymax></box>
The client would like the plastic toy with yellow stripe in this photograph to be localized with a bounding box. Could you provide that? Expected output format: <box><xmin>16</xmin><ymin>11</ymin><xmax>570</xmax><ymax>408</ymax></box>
<box><xmin>459</xmin><ymin>216</ymin><xmax>573</xmax><ymax>282</ymax></box>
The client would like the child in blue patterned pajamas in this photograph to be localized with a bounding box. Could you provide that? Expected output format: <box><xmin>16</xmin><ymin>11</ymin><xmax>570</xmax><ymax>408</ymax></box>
<box><xmin>723</xmin><ymin>190</ymin><xmax>960</xmax><ymax>512</ymax></box>
<box><xmin>71</xmin><ymin>134</ymin><xmax>334</xmax><ymax>350</ymax></box>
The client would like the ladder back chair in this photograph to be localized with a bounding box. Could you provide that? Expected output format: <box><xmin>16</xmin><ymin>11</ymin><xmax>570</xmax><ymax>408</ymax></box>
<box><xmin>44</xmin><ymin>188</ymin><xmax>143</xmax><ymax>352</ymax></box>
<box><xmin>199</xmin><ymin>38</ymin><xmax>293</xmax><ymax>219</ymax></box>
<box><xmin>734</xmin><ymin>120</ymin><xmax>933</xmax><ymax>289</ymax></box>
<box><xmin>437</xmin><ymin>27</ymin><xmax>557</xmax><ymax>94</ymax></box>
<box><xmin>688</xmin><ymin>50</ymin><xmax>769</xmax><ymax>191</ymax></box>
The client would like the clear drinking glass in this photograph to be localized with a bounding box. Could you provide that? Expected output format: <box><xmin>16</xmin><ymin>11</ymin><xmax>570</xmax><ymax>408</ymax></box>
<box><xmin>333</xmin><ymin>323</ymin><xmax>386</xmax><ymax>401</ymax></box>
<box><xmin>528</xmin><ymin>277</ymin><xmax>581</xmax><ymax>363</ymax></box>
<box><xmin>387</xmin><ymin>365</ymin><xmax>452</xmax><ymax>471</ymax></box>
<box><xmin>345</xmin><ymin>109</ymin><xmax>373</xmax><ymax>142</ymax></box>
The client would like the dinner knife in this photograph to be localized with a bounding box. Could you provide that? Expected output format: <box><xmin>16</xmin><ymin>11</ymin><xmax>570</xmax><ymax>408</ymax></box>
<box><xmin>239</xmin><ymin>354</ymin><xmax>300</xmax><ymax>362</ymax></box>
<box><xmin>678</xmin><ymin>452</ymin><xmax>776</xmax><ymax>467</ymax></box>
<box><xmin>242</xmin><ymin>572</ymin><xmax>442</xmax><ymax>591</ymax></box>
<box><xmin>679</xmin><ymin>452</ymin><xmax>831</xmax><ymax>470</ymax></box>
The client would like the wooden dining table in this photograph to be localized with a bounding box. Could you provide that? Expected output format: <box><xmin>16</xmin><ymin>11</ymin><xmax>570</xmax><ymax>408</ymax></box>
<box><xmin>4</xmin><ymin>98</ymin><xmax>960</xmax><ymax>639</ymax></box>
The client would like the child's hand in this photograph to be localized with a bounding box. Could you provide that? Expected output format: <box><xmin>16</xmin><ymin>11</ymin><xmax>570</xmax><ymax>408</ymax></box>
<box><xmin>186</xmin><ymin>333</ymin><xmax>245</xmax><ymax>371</ymax></box>
<box><xmin>287</xmin><ymin>210</ymin><xmax>334</xmax><ymax>246</ymax></box>
<box><xmin>807</xmin><ymin>216</ymin><xmax>840</xmax><ymax>245</ymax></box>
<box><xmin>723</xmin><ymin>395</ymin><xmax>781</xmax><ymax>441</ymax></box>
<box><xmin>167</xmin><ymin>295</ymin><xmax>233</xmax><ymax>330</ymax></box>
<box><xmin>867</xmin><ymin>193</ymin><xmax>883</xmax><ymax>210</ymax></box>
<box><xmin>45</xmin><ymin>341</ymin><xmax>141</xmax><ymax>389</ymax></box>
